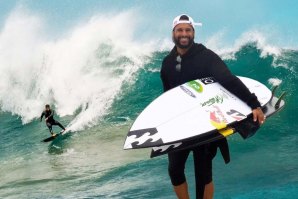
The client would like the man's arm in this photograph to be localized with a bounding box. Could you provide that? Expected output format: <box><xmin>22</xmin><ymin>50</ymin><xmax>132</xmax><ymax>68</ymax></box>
<box><xmin>40</xmin><ymin>112</ymin><xmax>44</xmax><ymax>122</ymax></box>
<box><xmin>208</xmin><ymin>51</ymin><xmax>265</xmax><ymax>124</ymax></box>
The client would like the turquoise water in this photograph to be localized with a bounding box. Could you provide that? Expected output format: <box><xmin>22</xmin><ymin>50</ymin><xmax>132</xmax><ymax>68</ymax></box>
<box><xmin>1</xmin><ymin>1</ymin><xmax>298</xmax><ymax>199</ymax></box>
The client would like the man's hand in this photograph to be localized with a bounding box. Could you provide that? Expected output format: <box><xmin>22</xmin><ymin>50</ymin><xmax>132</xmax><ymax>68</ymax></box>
<box><xmin>252</xmin><ymin>107</ymin><xmax>266</xmax><ymax>125</ymax></box>
<box><xmin>45</xmin><ymin>117</ymin><xmax>48</xmax><ymax>122</ymax></box>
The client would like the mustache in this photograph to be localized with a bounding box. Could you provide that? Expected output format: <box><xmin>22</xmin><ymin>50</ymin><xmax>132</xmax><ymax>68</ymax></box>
<box><xmin>178</xmin><ymin>36</ymin><xmax>191</xmax><ymax>40</ymax></box>
<box><xmin>172</xmin><ymin>35</ymin><xmax>194</xmax><ymax>49</ymax></box>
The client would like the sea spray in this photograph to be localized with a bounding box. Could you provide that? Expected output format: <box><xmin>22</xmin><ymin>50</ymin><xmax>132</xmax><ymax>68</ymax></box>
<box><xmin>0</xmin><ymin>9</ymin><xmax>155</xmax><ymax>130</ymax></box>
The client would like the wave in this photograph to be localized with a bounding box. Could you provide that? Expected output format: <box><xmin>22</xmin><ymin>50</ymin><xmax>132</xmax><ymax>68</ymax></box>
<box><xmin>206</xmin><ymin>30</ymin><xmax>281</xmax><ymax>58</ymax></box>
<box><xmin>1</xmin><ymin>8</ymin><xmax>297</xmax><ymax>132</ymax></box>
<box><xmin>0</xmin><ymin>8</ymin><xmax>155</xmax><ymax>130</ymax></box>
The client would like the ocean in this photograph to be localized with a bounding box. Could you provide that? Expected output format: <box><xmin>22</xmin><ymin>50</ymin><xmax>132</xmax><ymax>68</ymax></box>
<box><xmin>0</xmin><ymin>1</ymin><xmax>297</xmax><ymax>198</ymax></box>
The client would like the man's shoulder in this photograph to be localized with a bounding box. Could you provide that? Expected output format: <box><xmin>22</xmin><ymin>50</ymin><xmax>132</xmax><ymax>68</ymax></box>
<box><xmin>194</xmin><ymin>43</ymin><xmax>207</xmax><ymax>51</ymax></box>
<box><xmin>161</xmin><ymin>49</ymin><xmax>176</xmax><ymax>72</ymax></box>
<box><xmin>193</xmin><ymin>44</ymin><xmax>223</xmax><ymax>62</ymax></box>
<box><xmin>193</xmin><ymin>43</ymin><xmax>217</xmax><ymax>56</ymax></box>
<box><xmin>162</xmin><ymin>47</ymin><xmax>176</xmax><ymax>61</ymax></box>
<box><xmin>162</xmin><ymin>53</ymin><xmax>171</xmax><ymax>62</ymax></box>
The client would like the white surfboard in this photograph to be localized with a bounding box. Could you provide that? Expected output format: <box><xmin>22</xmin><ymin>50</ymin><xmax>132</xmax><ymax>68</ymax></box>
<box><xmin>123</xmin><ymin>76</ymin><xmax>272</xmax><ymax>150</ymax></box>
<box><xmin>150</xmin><ymin>94</ymin><xmax>285</xmax><ymax>158</ymax></box>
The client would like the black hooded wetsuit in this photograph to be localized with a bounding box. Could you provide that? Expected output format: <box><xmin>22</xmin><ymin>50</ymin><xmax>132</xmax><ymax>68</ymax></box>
<box><xmin>161</xmin><ymin>43</ymin><xmax>261</xmax><ymax>199</ymax></box>
<box><xmin>40</xmin><ymin>109</ymin><xmax>65</xmax><ymax>134</ymax></box>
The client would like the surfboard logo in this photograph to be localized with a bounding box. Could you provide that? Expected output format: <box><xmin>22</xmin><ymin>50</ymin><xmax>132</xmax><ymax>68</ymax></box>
<box><xmin>200</xmin><ymin>77</ymin><xmax>217</xmax><ymax>85</ymax></box>
<box><xmin>226</xmin><ymin>109</ymin><xmax>247</xmax><ymax>121</ymax></box>
<box><xmin>209</xmin><ymin>106</ymin><xmax>228</xmax><ymax>130</ymax></box>
<box><xmin>200</xmin><ymin>95</ymin><xmax>224</xmax><ymax>107</ymax></box>
<box><xmin>180</xmin><ymin>85</ymin><xmax>196</xmax><ymax>98</ymax></box>
<box><xmin>124</xmin><ymin>128</ymin><xmax>163</xmax><ymax>149</ymax></box>
<box><xmin>152</xmin><ymin>142</ymin><xmax>182</xmax><ymax>153</ymax></box>
<box><xmin>187</xmin><ymin>81</ymin><xmax>203</xmax><ymax>93</ymax></box>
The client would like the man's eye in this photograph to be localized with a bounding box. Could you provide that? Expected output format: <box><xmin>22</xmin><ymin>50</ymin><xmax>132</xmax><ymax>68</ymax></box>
<box><xmin>176</xmin><ymin>28</ymin><xmax>192</xmax><ymax>32</ymax></box>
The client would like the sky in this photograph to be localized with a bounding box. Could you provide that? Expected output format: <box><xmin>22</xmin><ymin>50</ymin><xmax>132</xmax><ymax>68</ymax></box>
<box><xmin>0</xmin><ymin>0</ymin><xmax>298</xmax><ymax>47</ymax></box>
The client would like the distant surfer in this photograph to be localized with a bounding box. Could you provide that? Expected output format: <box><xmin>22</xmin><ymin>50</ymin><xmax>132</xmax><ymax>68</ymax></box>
<box><xmin>40</xmin><ymin>104</ymin><xmax>66</xmax><ymax>136</ymax></box>
<box><xmin>161</xmin><ymin>14</ymin><xmax>266</xmax><ymax>199</ymax></box>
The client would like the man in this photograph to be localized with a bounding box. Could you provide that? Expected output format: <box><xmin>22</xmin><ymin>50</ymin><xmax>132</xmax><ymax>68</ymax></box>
<box><xmin>40</xmin><ymin>104</ymin><xmax>66</xmax><ymax>135</ymax></box>
<box><xmin>160</xmin><ymin>14</ymin><xmax>265</xmax><ymax>199</ymax></box>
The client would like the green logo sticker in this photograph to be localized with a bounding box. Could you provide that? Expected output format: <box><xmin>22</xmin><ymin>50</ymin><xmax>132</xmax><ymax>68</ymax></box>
<box><xmin>200</xmin><ymin>95</ymin><xmax>224</xmax><ymax>107</ymax></box>
<box><xmin>187</xmin><ymin>80</ymin><xmax>203</xmax><ymax>93</ymax></box>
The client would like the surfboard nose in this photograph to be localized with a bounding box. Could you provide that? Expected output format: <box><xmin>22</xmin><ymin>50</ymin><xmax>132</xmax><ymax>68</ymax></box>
<box><xmin>123</xmin><ymin>128</ymin><xmax>163</xmax><ymax>149</ymax></box>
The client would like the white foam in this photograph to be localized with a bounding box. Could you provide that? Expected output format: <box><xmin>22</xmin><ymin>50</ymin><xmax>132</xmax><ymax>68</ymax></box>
<box><xmin>61</xmin><ymin>148</ymin><xmax>76</xmax><ymax>156</ymax></box>
<box><xmin>206</xmin><ymin>29</ymin><xmax>282</xmax><ymax>60</ymax></box>
<box><xmin>268</xmin><ymin>78</ymin><xmax>282</xmax><ymax>86</ymax></box>
<box><xmin>0</xmin><ymin>8</ymin><xmax>155</xmax><ymax>130</ymax></box>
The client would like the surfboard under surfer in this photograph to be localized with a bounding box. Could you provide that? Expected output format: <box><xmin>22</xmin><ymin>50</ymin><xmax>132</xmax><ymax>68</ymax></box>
<box><xmin>40</xmin><ymin>104</ymin><xmax>66</xmax><ymax>136</ymax></box>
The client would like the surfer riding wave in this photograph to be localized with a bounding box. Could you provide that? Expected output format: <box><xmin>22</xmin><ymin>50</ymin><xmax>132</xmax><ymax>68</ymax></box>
<box><xmin>40</xmin><ymin>104</ymin><xmax>66</xmax><ymax>136</ymax></box>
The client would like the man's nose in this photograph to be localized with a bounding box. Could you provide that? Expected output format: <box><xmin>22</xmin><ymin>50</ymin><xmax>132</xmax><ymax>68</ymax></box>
<box><xmin>181</xmin><ymin>30</ymin><xmax>189</xmax><ymax>35</ymax></box>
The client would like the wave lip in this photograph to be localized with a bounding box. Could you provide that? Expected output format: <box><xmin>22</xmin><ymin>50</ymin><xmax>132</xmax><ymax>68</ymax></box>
<box><xmin>206</xmin><ymin>30</ymin><xmax>282</xmax><ymax>60</ymax></box>
<box><xmin>0</xmin><ymin>9</ymin><xmax>154</xmax><ymax>130</ymax></box>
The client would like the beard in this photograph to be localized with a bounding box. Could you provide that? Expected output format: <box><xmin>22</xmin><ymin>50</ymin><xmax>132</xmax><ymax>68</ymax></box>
<box><xmin>173</xmin><ymin>36</ymin><xmax>194</xmax><ymax>49</ymax></box>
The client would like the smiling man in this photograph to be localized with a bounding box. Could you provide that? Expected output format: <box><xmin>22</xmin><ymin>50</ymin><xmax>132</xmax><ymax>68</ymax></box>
<box><xmin>160</xmin><ymin>14</ymin><xmax>265</xmax><ymax>199</ymax></box>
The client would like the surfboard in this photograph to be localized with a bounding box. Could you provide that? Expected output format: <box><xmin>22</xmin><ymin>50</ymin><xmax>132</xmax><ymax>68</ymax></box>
<box><xmin>42</xmin><ymin>130</ymin><xmax>64</xmax><ymax>142</ymax></box>
<box><xmin>150</xmin><ymin>93</ymin><xmax>285</xmax><ymax>158</ymax></box>
<box><xmin>123</xmin><ymin>76</ymin><xmax>284</xmax><ymax>151</ymax></box>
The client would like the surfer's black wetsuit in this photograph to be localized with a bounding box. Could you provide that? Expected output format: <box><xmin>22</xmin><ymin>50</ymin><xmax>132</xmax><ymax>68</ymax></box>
<box><xmin>161</xmin><ymin>43</ymin><xmax>261</xmax><ymax>199</ymax></box>
<box><xmin>40</xmin><ymin>109</ymin><xmax>65</xmax><ymax>134</ymax></box>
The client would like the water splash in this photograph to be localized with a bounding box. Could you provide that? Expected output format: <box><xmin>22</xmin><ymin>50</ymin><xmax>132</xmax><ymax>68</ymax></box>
<box><xmin>206</xmin><ymin>29</ymin><xmax>281</xmax><ymax>60</ymax></box>
<box><xmin>0</xmin><ymin>9</ymin><xmax>155</xmax><ymax>131</ymax></box>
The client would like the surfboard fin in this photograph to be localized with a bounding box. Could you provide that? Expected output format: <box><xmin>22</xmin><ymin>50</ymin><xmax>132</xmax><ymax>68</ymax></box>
<box><xmin>275</xmin><ymin>91</ymin><xmax>286</xmax><ymax>109</ymax></box>
<box><xmin>270</xmin><ymin>85</ymin><xmax>279</xmax><ymax>102</ymax></box>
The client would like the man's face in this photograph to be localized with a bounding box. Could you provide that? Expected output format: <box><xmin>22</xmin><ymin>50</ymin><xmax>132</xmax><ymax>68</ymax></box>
<box><xmin>46</xmin><ymin>107</ymin><xmax>50</xmax><ymax>111</ymax></box>
<box><xmin>172</xmin><ymin>23</ymin><xmax>194</xmax><ymax>49</ymax></box>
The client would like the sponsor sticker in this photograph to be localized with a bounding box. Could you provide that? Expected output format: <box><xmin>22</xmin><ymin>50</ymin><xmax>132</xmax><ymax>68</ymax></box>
<box><xmin>209</xmin><ymin>105</ymin><xmax>228</xmax><ymax>130</ymax></box>
<box><xmin>180</xmin><ymin>85</ymin><xmax>196</xmax><ymax>98</ymax></box>
<box><xmin>200</xmin><ymin>77</ymin><xmax>217</xmax><ymax>85</ymax></box>
<box><xmin>187</xmin><ymin>80</ymin><xmax>203</xmax><ymax>93</ymax></box>
<box><xmin>201</xmin><ymin>95</ymin><xmax>224</xmax><ymax>107</ymax></box>
<box><xmin>226</xmin><ymin>109</ymin><xmax>247</xmax><ymax>121</ymax></box>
